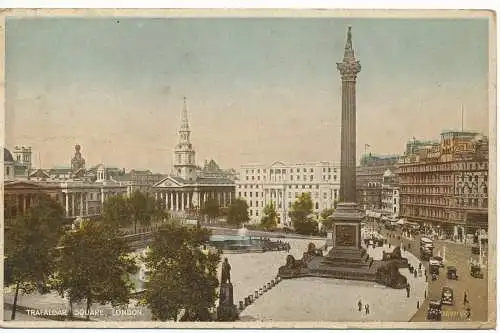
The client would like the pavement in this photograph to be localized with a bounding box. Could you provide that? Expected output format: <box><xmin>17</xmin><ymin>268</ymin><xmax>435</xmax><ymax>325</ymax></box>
<box><xmin>240</xmin><ymin>241</ymin><xmax>427</xmax><ymax>322</ymax></box>
<box><xmin>379</xmin><ymin>227</ymin><xmax>489</xmax><ymax>322</ymax></box>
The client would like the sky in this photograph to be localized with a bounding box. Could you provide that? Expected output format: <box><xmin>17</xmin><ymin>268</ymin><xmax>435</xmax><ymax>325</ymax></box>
<box><xmin>6</xmin><ymin>16</ymin><xmax>490</xmax><ymax>173</ymax></box>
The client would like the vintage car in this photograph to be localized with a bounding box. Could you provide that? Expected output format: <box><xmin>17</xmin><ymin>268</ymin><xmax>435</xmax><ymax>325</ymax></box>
<box><xmin>470</xmin><ymin>263</ymin><xmax>484</xmax><ymax>279</ymax></box>
<box><xmin>447</xmin><ymin>266</ymin><xmax>458</xmax><ymax>280</ymax></box>
<box><xmin>430</xmin><ymin>263</ymin><xmax>440</xmax><ymax>276</ymax></box>
<box><xmin>441</xmin><ymin>286</ymin><xmax>454</xmax><ymax>305</ymax></box>
<box><xmin>430</xmin><ymin>256</ymin><xmax>444</xmax><ymax>267</ymax></box>
<box><xmin>427</xmin><ymin>299</ymin><xmax>442</xmax><ymax>321</ymax></box>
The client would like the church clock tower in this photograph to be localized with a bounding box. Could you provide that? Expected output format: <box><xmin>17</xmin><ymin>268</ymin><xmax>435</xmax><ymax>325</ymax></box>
<box><xmin>173</xmin><ymin>97</ymin><xmax>197</xmax><ymax>181</ymax></box>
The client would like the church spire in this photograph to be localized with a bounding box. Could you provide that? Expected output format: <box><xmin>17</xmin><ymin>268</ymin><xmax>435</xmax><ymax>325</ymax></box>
<box><xmin>181</xmin><ymin>96</ymin><xmax>190</xmax><ymax>132</ymax></box>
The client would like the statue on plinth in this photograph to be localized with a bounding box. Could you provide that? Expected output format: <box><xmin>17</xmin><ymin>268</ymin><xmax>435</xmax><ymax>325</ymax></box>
<box><xmin>381</xmin><ymin>246</ymin><xmax>409</xmax><ymax>268</ymax></box>
<box><xmin>217</xmin><ymin>258</ymin><xmax>238</xmax><ymax>321</ymax></box>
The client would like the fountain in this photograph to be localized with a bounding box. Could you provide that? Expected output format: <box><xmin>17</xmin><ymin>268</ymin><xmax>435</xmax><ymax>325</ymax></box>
<box><xmin>209</xmin><ymin>224</ymin><xmax>289</xmax><ymax>254</ymax></box>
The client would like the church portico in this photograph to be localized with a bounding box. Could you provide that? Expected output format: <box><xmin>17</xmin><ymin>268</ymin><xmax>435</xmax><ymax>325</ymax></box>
<box><xmin>154</xmin><ymin>182</ymin><xmax>235</xmax><ymax>213</ymax></box>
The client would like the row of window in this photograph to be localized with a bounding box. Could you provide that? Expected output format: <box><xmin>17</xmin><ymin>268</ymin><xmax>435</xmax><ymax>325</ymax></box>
<box><xmin>245</xmin><ymin>167</ymin><xmax>338</xmax><ymax>175</ymax></box>
<box><xmin>400</xmin><ymin>161</ymin><xmax>488</xmax><ymax>174</ymax></box>
<box><xmin>239</xmin><ymin>189</ymin><xmax>338</xmax><ymax>199</ymax></box>
<box><xmin>243</xmin><ymin>174</ymin><xmax>338</xmax><ymax>182</ymax></box>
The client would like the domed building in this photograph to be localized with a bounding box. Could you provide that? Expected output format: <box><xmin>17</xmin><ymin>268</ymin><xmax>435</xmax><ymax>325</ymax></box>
<box><xmin>4</xmin><ymin>148</ymin><xmax>15</xmax><ymax>181</ymax></box>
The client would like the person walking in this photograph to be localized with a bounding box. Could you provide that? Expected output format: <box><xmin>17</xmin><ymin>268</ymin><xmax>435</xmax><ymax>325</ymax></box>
<box><xmin>365</xmin><ymin>304</ymin><xmax>370</xmax><ymax>315</ymax></box>
<box><xmin>358</xmin><ymin>300</ymin><xmax>362</xmax><ymax>312</ymax></box>
<box><xmin>464</xmin><ymin>291</ymin><xmax>468</xmax><ymax>305</ymax></box>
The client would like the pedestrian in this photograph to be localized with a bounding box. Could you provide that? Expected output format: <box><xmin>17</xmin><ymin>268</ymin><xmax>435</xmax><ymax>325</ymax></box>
<box><xmin>464</xmin><ymin>291</ymin><xmax>468</xmax><ymax>305</ymax></box>
<box><xmin>414</xmin><ymin>270</ymin><xmax>417</xmax><ymax>278</ymax></box>
<box><xmin>417</xmin><ymin>300</ymin><xmax>419</xmax><ymax>309</ymax></box>
<box><xmin>419</xmin><ymin>262</ymin><xmax>422</xmax><ymax>270</ymax></box>
<box><xmin>358</xmin><ymin>300</ymin><xmax>362</xmax><ymax>312</ymax></box>
<box><xmin>365</xmin><ymin>304</ymin><xmax>370</xmax><ymax>315</ymax></box>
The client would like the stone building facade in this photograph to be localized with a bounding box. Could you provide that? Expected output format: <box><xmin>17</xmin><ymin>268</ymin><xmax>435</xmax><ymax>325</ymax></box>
<box><xmin>356</xmin><ymin>153</ymin><xmax>399</xmax><ymax>211</ymax></box>
<box><xmin>4</xmin><ymin>145</ymin><xmax>128</xmax><ymax>222</ymax></box>
<box><xmin>398</xmin><ymin>131</ymin><xmax>488</xmax><ymax>239</ymax></box>
<box><xmin>236</xmin><ymin>161</ymin><xmax>341</xmax><ymax>226</ymax></box>
<box><xmin>380</xmin><ymin>169</ymin><xmax>400</xmax><ymax>217</ymax></box>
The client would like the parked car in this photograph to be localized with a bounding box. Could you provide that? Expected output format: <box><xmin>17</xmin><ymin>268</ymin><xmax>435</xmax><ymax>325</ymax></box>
<box><xmin>470</xmin><ymin>263</ymin><xmax>484</xmax><ymax>279</ymax></box>
<box><xmin>441</xmin><ymin>287</ymin><xmax>454</xmax><ymax>305</ymax></box>
<box><xmin>427</xmin><ymin>300</ymin><xmax>442</xmax><ymax>321</ymax></box>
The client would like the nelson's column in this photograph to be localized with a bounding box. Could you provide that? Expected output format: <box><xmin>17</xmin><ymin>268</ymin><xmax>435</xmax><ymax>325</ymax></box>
<box><xmin>329</xmin><ymin>26</ymin><xmax>365</xmax><ymax>251</ymax></box>
<box><xmin>279</xmin><ymin>28</ymin><xmax>406</xmax><ymax>286</ymax></box>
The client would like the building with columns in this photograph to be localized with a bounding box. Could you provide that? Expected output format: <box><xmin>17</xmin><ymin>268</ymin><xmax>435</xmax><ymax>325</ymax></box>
<box><xmin>153</xmin><ymin>98</ymin><xmax>235</xmax><ymax>215</ymax></box>
<box><xmin>236</xmin><ymin>161</ymin><xmax>341</xmax><ymax>226</ymax></box>
<box><xmin>4</xmin><ymin>145</ymin><xmax>128</xmax><ymax>222</ymax></box>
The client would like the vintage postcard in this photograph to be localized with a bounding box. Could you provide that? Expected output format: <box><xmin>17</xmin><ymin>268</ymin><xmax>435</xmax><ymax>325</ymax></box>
<box><xmin>0</xmin><ymin>8</ymin><xmax>496</xmax><ymax>329</ymax></box>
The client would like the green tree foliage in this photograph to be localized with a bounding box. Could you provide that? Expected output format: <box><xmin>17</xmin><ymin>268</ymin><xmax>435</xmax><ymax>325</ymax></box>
<box><xmin>102</xmin><ymin>195</ymin><xmax>131</xmax><ymax>228</ymax></box>
<box><xmin>260</xmin><ymin>202</ymin><xmax>278</xmax><ymax>230</ymax></box>
<box><xmin>289</xmin><ymin>193</ymin><xmax>318</xmax><ymax>235</ymax></box>
<box><xmin>226</xmin><ymin>199</ymin><xmax>249</xmax><ymax>227</ymax></box>
<box><xmin>4</xmin><ymin>193</ymin><xmax>66</xmax><ymax>320</ymax></box>
<box><xmin>320</xmin><ymin>208</ymin><xmax>336</xmax><ymax>230</ymax></box>
<box><xmin>103</xmin><ymin>191</ymin><xmax>167</xmax><ymax>233</ymax></box>
<box><xmin>129</xmin><ymin>191</ymin><xmax>167</xmax><ymax>233</ymax></box>
<box><xmin>144</xmin><ymin>224</ymin><xmax>220</xmax><ymax>321</ymax></box>
<box><xmin>201</xmin><ymin>198</ymin><xmax>220</xmax><ymax>223</ymax></box>
<box><xmin>55</xmin><ymin>221</ymin><xmax>138</xmax><ymax>320</ymax></box>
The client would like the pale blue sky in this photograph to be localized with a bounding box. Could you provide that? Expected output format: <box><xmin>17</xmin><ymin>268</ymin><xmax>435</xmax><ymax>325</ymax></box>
<box><xmin>6</xmin><ymin>17</ymin><xmax>490</xmax><ymax>172</ymax></box>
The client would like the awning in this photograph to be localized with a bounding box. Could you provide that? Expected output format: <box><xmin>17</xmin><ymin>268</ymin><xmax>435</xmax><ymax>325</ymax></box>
<box><xmin>466</xmin><ymin>212</ymin><xmax>488</xmax><ymax>230</ymax></box>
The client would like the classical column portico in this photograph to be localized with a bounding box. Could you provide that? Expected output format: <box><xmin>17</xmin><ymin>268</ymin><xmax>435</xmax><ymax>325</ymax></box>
<box><xmin>65</xmin><ymin>193</ymin><xmax>69</xmax><ymax>217</ymax></box>
<box><xmin>72</xmin><ymin>193</ymin><xmax>76</xmax><ymax>218</ymax></box>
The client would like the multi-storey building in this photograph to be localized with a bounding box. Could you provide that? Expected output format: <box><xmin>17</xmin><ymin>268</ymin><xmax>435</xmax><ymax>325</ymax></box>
<box><xmin>398</xmin><ymin>131</ymin><xmax>488</xmax><ymax>240</ymax></box>
<box><xmin>380</xmin><ymin>169</ymin><xmax>400</xmax><ymax>217</ymax></box>
<box><xmin>356</xmin><ymin>153</ymin><xmax>399</xmax><ymax>211</ymax></box>
<box><xmin>236</xmin><ymin>161</ymin><xmax>341</xmax><ymax>226</ymax></box>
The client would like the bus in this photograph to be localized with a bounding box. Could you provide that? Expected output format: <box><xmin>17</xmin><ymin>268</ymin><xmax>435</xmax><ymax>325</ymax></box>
<box><xmin>420</xmin><ymin>237</ymin><xmax>434</xmax><ymax>260</ymax></box>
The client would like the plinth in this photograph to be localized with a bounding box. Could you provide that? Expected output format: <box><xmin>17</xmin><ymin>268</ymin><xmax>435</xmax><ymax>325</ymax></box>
<box><xmin>315</xmin><ymin>203</ymin><xmax>375</xmax><ymax>278</ymax></box>
<box><xmin>216</xmin><ymin>282</ymin><xmax>238</xmax><ymax>321</ymax></box>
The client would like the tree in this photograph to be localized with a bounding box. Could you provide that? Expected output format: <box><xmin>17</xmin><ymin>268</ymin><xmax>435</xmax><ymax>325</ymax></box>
<box><xmin>226</xmin><ymin>199</ymin><xmax>249</xmax><ymax>227</ymax></box>
<box><xmin>102</xmin><ymin>195</ymin><xmax>131</xmax><ymax>228</ymax></box>
<box><xmin>201</xmin><ymin>198</ymin><xmax>220</xmax><ymax>223</ymax></box>
<box><xmin>144</xmin><ymin>224</ymin><xmax>220</xmax><ymax>321</ymax></box>
<box><xmin>4</xmin><ymin>193</ymin><xmax>66</xmax><ymax>320</ymax></box>
<box><xmin>289</xmin><ymin>193</ymin><xmax>318</xmax><ymax>235</ymax></box>
<box><xmin>260</xmin><ymin>202</ymin><xmax>278</xmax><ymax>230</ymax></box>
<box><xmin>55</xmin><ymin>221</ymin><xmax>138</xmax><ymax>320</ymax></box>
<box><xmin>129</xmin><ymin>191</ymin><xmax>168</xmax><ymax>233</ymax></box>
<box><xmin>103</xmin><ymin>191</ymin><xmax>167</xmax><ymax>233</ymax></box>
<box><xmin>320</xmin><ymin>208</ymin><xmax>336</xmax><ymax>231</ymax></box>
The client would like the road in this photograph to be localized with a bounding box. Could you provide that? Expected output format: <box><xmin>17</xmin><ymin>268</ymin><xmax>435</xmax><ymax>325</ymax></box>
<box><xmin>376</xmin><ymin>224</ymin><xmax>488</xmax><ymax>322</ymax></box>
